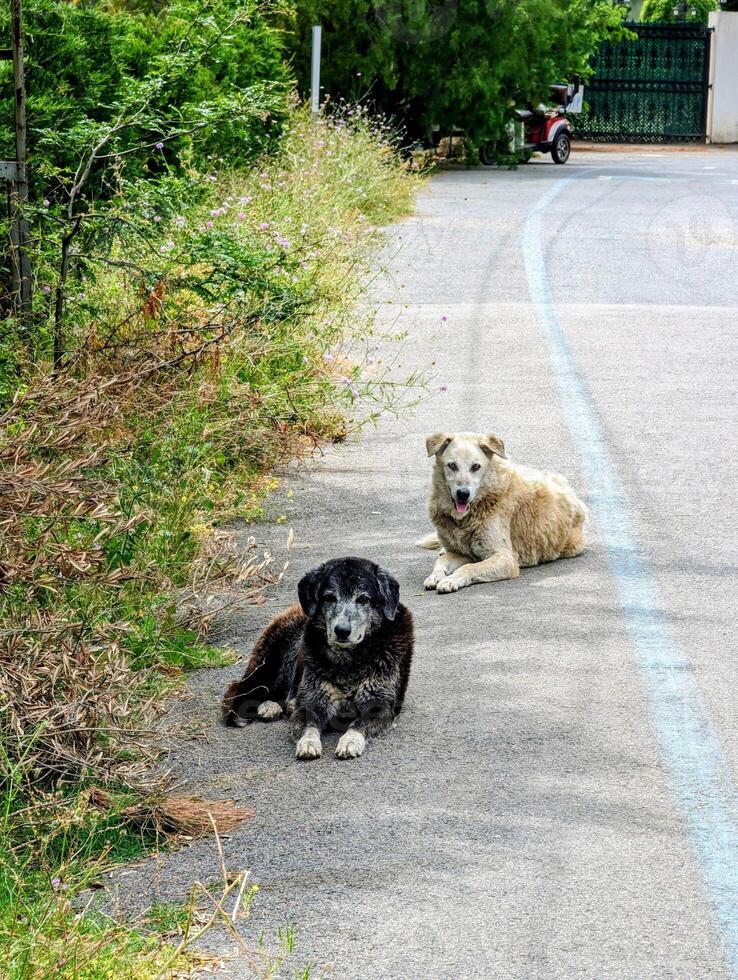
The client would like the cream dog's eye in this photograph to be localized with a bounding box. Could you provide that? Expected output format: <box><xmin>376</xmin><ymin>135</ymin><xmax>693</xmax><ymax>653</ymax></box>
<box><xmin>471</xmin><ymin>463</ymin><xmax>481</xmax><ymax>472</ymax></box>
<box><xmin>323</xmin><ymin>592</ymin><xmax>337</xmax><ymax>603</ymax></box>
<box><xmin>447</xmin><ymin>462</ymin><xmax>458</xmax><ymax>471</ymax></box>
<box><xmin>356</xmin><ymin>594</ymin><xmax>371</xmax><ymax>605</ymax></box>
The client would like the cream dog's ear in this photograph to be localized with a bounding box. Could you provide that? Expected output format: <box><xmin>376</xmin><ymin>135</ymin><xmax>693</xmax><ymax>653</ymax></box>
<box><xmin>426</xmin><ymin>433</ymin><xmax>453</xmax><ymax>457</ymax></box>
<box><xmin>479</xmin><ymin>433</ymin><xmax>506</xmax><ymax>458</ymax></box>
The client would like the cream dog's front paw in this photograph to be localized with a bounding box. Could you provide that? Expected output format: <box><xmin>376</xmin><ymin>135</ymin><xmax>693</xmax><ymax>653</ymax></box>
<box><xmin>295</xmin><ymin>727</ymin><xmax>322</xmax><ymax>760</ymax></box>
<box><xmin>424</xmin><ymin>569</ymin><xmax>446</xmax><ymax>590</ymax></box>
<box><xmin>436</xmin><ymin>574</ymin><xmax>464</xmax><ymax>594</ymax></box>
<box><xmin>335</xmin><ymin>730</ymin><xmax>366</xmax><ymax>760</ymax></box>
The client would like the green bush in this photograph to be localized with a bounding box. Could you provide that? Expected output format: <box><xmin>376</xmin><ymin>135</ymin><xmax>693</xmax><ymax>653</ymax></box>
<box><xmin>0</xmin><ymin>0</ymin><xmax>300</xmax><ymax>377</ymax></box>
<box><xmin>0</xmin><ymin>0</ymin><xmax>292</xmax><ymax>197</ymax></box>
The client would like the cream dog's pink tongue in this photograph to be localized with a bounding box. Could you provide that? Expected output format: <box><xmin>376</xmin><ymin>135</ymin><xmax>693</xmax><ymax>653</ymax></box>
<box><xmin>455</xmin><ymin>501</ymin><xmax>468</xmax><ymax>515</ymax></box>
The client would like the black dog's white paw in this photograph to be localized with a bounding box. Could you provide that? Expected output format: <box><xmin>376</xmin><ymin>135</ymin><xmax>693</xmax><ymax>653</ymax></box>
<box><xmin>256</xmin><ymin>700</ymin><xmax>283</xmax><ymax>721</ymax></box>
<box><xmin>295</xmin><ymin>728</ymin><xmax>322</xmax><ymax>760</ymax></box>
<box><xmin>335</xmin><ymin>730</ymin><xmax>366</xmax><ymax>760</ymax></box>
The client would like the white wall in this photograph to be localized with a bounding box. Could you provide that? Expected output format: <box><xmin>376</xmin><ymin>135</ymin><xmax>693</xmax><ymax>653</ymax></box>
<box><xmin>707</xmin><ymin>11</ymin><xmax>738</xmax><ymax>144</ymax></box>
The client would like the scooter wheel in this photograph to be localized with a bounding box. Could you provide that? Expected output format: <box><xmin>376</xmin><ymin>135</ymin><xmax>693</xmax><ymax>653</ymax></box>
<box><xmin>552</xmin><ymin>131</ymin><xmax>571</xmax><ymax>165</ymax></box>
<box><xmin>479</xmin><ymin>141</ymin><xmax>496</xmax><ymax>166</ymax></box>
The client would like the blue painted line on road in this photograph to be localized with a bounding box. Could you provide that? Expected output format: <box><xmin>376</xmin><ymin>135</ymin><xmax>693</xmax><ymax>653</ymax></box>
<box><xmin>523</xmin><ymin>170</ymin><xmax>738</xmax><ymax>977</ymax></box>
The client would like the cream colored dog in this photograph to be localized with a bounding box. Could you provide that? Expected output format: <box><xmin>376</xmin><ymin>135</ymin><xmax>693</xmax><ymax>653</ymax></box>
<box><xmin>419</xmin><ymin>432</ymin><xmax>587</xmax><ymax>594</ymax></box>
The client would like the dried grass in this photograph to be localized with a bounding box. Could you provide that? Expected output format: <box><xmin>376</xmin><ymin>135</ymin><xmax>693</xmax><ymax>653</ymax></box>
<box><xmin>87</xmin><ymin>787</ymin><xmax>254</xmax><ymax>838</ymax></box>
<box><xmin>0</xmin><ymin>354</ymin><xmax>284</xmax><ymax>791</ymax></box>
<box><xmin>0</xmin><ymin>376</ymin><xmax>153</xmax><ymax>788</ymax></box>
<box><xmin>177</xmin><ymin>528</ymin><xmax>294</xmax><ymax>636</ymax></box>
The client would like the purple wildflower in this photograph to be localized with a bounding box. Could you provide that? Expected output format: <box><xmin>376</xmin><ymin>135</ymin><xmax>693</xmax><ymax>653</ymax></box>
<box><xmin>340</xmin><ymin>377</ymin><xmax>360</xmax><ymax>398</ymax></box>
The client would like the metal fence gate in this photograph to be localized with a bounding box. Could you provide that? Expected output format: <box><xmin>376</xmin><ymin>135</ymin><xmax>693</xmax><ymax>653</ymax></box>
<box><xmin>573</xmin><ymin>24</ymin><xmax>712</xmax><ymax>143</ymax></box>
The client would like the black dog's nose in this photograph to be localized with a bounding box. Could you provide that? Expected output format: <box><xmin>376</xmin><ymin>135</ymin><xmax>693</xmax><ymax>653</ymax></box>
<box><xmin>456</xmin><ymin>487</ymin><xmax>470</xmax><ymax>502</ymax></box>
<box><xmin>334</xmin><ymin>624</ymin><xmax>351</xmax><ymax>641</ymax></box>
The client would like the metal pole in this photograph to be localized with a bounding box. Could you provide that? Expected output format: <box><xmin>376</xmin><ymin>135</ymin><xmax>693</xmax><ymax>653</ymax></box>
<box><xmin>310</xmin><ymin>25</ymin><xmax>322</xmax><ymax>123</ymax></box>
<box><xmin>9</xmin><ymin>0</ymin><xmax>32</xmax><ymax>324</ymax></box>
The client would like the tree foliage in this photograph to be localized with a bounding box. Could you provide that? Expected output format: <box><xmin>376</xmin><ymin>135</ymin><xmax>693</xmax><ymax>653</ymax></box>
<box><xmin>640</xmin><ymin>0</ymin><xmax>717</xmax><ymax>22</ymax></box>
<box><xmin>288</xmin><ymin>0</ymin><xmax>628</xmax><ymax>143</ymax></box>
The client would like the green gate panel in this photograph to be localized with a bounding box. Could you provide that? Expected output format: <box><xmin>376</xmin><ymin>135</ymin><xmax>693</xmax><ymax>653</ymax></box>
<box><xmin>574</xmin><ymin>24</ymin><xmax>712</xmax><ymax>143</ymax></box>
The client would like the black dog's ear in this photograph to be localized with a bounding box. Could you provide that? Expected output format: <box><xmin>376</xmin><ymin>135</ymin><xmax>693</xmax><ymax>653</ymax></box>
<box><xmin>376</xmin><ymin>566</ymin><xmax>400</xmax><ymax>621</ymax></box>
<box><xmin>298</xmin><ymin>564</ymin><xmax>325</xmax><ymax>617</ymax></box>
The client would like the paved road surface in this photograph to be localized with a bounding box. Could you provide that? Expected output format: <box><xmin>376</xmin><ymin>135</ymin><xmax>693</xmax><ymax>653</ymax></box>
<box><xmin>113</xmin><ymin>149</ymin><xmax>738</xmax><ymax>978</ymax></box>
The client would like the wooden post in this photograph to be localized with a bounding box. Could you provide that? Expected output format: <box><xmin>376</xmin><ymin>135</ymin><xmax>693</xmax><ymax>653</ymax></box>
<box><xmin>8</xmin><ymin>0</ymin><xmax>32</xmax><ymax>325</ymax></box>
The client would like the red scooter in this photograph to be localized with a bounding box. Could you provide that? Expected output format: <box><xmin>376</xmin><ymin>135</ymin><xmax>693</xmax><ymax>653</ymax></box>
<box><xmin>480</xmin><ymin>77</ymin><xmax>583</xmax><ymax>166</ymax></box>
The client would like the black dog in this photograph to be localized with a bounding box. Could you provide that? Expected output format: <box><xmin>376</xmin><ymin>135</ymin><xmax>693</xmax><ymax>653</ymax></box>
<box><xmin>222</xmin><ymin>557</ymin><xmax>413</xmax><ymax>760</ymax></box>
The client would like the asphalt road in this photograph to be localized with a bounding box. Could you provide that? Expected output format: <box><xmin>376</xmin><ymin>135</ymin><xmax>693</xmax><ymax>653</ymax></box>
<box><xmin>112</xmin><ymin>148</ymin><xmax>738</xmax><ymax>978</ymax></box>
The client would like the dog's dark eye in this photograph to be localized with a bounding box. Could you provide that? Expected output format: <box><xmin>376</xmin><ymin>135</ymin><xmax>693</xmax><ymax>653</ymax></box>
<box><xmin>323</xmin><ymin>592</ymin><xmax>337</xmax><ymax>603</ymax></box>
<box><xmin>356</xmin><ymin>594</ymin><xmax>371</xmax><ymax>605</ymax></box>
<box><xmin>470</xmin><ymin>463</ymin><xmax>481</xmax><ymax>472</ymax></box>
<box><xmin>447</xmin><ymin>462</ymin><xmax>458</xmax><ymax>472</ymax></box>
